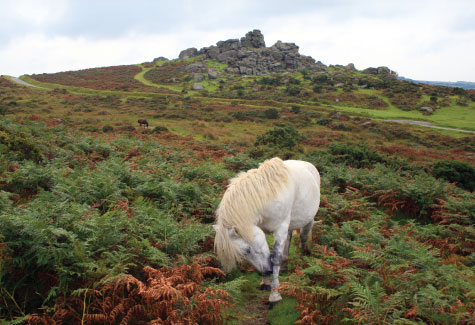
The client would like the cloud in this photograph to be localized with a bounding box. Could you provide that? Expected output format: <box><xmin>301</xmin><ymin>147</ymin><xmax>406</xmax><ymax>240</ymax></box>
<box><xmin>0</xmin><ymin>0</ymin><xmax>474</xmax><ymax>81</ymax></box>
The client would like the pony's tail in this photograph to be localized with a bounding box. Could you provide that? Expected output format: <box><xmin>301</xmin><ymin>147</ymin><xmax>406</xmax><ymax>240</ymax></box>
<box><xmin>214</xmin><ymin>224</ymin><xmax>242</xmax><ymax>273</ymax></box>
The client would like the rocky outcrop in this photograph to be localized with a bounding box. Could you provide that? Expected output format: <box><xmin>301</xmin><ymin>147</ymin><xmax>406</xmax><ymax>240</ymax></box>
<box><xmin>179</xmin><ymin>48</ymin><xmax>198</xmax><ymax>60</ymax></box>
<box><xmin>153</xmin><ymin>56</ymin><xmax>168</xmax><ymax>62</ymax></box>
<box><xmin>362</xmin><ymin>66</ymin><xmax>398</xmax><ymax>78</ymax></box>
<box><xmin>179</xmin><ymin>29</ymin><xmax>327</xmax><ymax>75</ymax></box>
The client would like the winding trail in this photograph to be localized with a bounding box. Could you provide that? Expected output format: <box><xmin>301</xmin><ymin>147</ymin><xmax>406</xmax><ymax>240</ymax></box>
<box><xmin>374</xmin><ymin>119</ymin><xmax>475</xmax><ymax>134</ymax></box>
<box><xmin>9</xmin><ymin>76</ymin><xmax>48</xmax><ymax>89</ymax></box>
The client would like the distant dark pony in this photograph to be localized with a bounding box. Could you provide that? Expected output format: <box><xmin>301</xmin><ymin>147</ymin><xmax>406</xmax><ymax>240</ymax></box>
<box><xmin>138</xmin><ymin>119</ymin><xmax>149</xmax><ymax>128</ymax></box>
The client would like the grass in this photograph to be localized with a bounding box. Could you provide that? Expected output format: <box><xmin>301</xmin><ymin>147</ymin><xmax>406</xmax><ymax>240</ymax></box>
<box><xmin>267</xmin><ymin>298</ymin><xmax>300</xmax><ymax>325</ymax></box>
<box><xmin>206</xmin><ymin>59</ymin><xmax>228</xmax><ymax>72</ymax></box>
<box><xmin>328</xmin><ymin>97</ymin><xmax>474</xmax><ymax>131</ymax></box>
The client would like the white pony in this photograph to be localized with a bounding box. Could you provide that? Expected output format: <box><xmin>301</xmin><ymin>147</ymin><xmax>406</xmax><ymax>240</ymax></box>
<box><xmin>214</xmin><ymin>157</ymin><xmax>320</xmax><ymax>304</ymax></box>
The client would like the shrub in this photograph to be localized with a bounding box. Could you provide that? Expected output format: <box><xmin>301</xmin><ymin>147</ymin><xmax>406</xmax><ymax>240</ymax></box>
<box><xmin>316</xmin><ymin>119</ymin><xmax>332</xmax><ymax>126</ymax></box>
<box><xmin>433</xmin><ymin>160</ymin><xmax>475</xmax><ymax>191</ymax></box>
<box><xmin>264</xmin><ymin>108</ymin><xmax>279</xmax><ymax>119</ymax></box>
<box><xmin>254</xmin><ymin>125</ymin><xmax>305</xmax><ymax>150</ymax></box>
<box><xmin>328</xmin><ymin>143</ymin><xmax>383</xmax><ymax>168</ymax></box>
<box><xmin>285</xmin><ymin>85</ymin><xmax>301</xmax><ymax>96</ymax></box>
<box><xmin>312</xmin><ymin>84</ymin><xmax>323</xmax><ymax>93</ymax></box>
<box><xmin>0</xmin><ymin>126</ymin><xmax>42</xmax><ymax>162</ymax></box>
<box><xmin>102</xmin><ymin>125</ymin><xmax>114</xmax><ymax>132</ymax></box>
<box><xmin>290</xmin><ymin>105</ymin><xmax>301</xmax><ymax>114</ymax></box>
<box><xmin>259</xmin><ymin>76</ymin><xmax>282</xmax><ymax>86</ymax></box>
<box><xmin>222</xmin><ymin>154</ymin><xmax>259</xmax><ymax>171</ymax></box>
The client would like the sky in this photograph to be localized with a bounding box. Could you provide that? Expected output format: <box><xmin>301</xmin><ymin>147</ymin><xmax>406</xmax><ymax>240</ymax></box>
<box><xmin>0</xmin><ymin>0</ymin><xmax>474</xmax><ymax>82</ymax></box>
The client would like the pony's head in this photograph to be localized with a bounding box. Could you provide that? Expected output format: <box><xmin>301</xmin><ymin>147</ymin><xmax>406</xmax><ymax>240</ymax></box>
<box><xmin>213</xmin><ymin>224</ymin><xmax>272</xmax><ymax>274</ymax></box>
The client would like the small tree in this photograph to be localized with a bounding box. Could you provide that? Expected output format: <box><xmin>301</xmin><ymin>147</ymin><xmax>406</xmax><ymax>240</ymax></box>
<box><xmin>264</xmin><ymin>108</ymin><xmax>279</xmax><ymax>119</ymax></box>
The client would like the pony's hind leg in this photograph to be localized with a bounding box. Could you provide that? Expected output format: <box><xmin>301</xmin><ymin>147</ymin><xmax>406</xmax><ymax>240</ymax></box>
<box><xmin>300</xmin><ymin>220</ymin><xmax>314</xmax><ymax>255</ymax></box>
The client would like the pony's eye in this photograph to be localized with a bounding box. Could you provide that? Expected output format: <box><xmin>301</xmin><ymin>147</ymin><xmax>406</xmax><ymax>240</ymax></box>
<box><xmin>244</xmin><ymin>248</ymin><xmax>251</xmax><ymax>255</ymax></box>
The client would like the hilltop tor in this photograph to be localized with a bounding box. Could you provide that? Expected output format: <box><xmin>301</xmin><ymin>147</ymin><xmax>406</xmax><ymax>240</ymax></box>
<box><xmin>178</xmin><ymin>29</ymin><xmax>328</xmax><ymax>75</ymax></box>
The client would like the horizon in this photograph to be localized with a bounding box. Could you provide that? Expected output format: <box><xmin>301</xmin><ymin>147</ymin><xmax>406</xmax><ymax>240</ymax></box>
<box><xmin>1</xmin><ymin>0</ymin><xmax>474</xmax><ymax>83</ymax></box>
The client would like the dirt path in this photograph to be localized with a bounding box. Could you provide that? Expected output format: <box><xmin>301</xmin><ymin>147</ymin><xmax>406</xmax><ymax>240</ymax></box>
<box><xmin>240</xmin><ymin>295</ymin><xmax>269</xmax><ymax>324</ymax></box>
<box><xmin>374</xmin><ymin>119</ymin><xmax>475</xmax><ymax>134</ymax></box>
<box><xmin>8</xmin><ymin>76</ymin><xmax>48</xmax><ymax>89</ymax></box>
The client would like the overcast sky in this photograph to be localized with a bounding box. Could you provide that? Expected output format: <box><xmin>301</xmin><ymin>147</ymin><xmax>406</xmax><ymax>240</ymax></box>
<box><xmin>0</xmin><ymin>0</ymin><xmax>473</xmax><ymax>81</ymax></box>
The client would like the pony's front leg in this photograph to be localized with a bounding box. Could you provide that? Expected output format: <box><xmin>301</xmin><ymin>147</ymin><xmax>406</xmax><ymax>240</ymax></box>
<box><xmin>260</xmin><ymin>275</ymin><xmax>271</xmax><ymax>290</ymax></box>
<box><xmin>268</xmin><ymin>227</ymin><xmax>288</xmax><ymax>305</ymax></box>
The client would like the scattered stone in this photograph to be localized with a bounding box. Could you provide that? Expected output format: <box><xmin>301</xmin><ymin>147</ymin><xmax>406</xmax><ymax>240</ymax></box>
<box><xmin>192</xmin><ymin>83</ymin><xmax>204</xmax><ymax>90</ymax></box>
<box><xmin>183</xmin><ymin>62</ymin><xmax>205</xmax><ymax>73</ymax></box>
<box><xmin>420</xmin><ymin>106</ymin><xmax>434</xmax><ymax>114</ymax></box>
<box><xmin>345</xmin><ymin>63</ymin><xmax>356</xmax><ymax>70</ymax></box>
<box><xmin>361</xmin><ymin>121</ymin><xmax>374</xmax><ymax>128</ymax></box>
<box><xmin>362</xmin><ymin>66</ymin><xmax>398</xmax><ymax>78</ymax></box>
<box><xmin>334</xmin><ymin>83</ymin><xmax>345</xmax><ymax>88</ymax></box>
<box><xmin>179</xmin><ymin>48</ymin><xmax>198</xmax><ymax>60</ymax></box>
<box><xmin>153</xmin><ymin>56</ymin><xmax>168</xmax><ymax>63</ymax></box>
<box><xmin>208</xmin><ymin>68</ymin><xmax>218</xmax><ymax>79</ymax></box>
<box><xmin>192</xmin><ymin>73</ymin><xmax>204</xmax><ymax>82</ymax></box>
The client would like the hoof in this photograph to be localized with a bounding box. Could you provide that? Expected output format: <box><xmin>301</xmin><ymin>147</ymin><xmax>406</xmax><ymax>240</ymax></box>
<box><xmin>269</xmin><ymin>301</ymin><xmax>279</xmax><ymax>310</ymax></box>
<box><xmin>259</xmin><ymin>284</ymin><xmax>271</xmax><ymax>291</ymax></box>
<box><xmin>269</xmin><ymin>289</ymin><xmax>282</xmax><ymax>304</ymax></box>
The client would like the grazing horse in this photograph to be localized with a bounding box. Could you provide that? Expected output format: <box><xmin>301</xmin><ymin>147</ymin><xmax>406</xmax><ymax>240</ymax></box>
<box><xmin>214</xmin><ymin>157</ymin><xmax>320</xmax><ymax>305</ymax></box>
<box><xmin>138</xmin><ymin>119</ymin><xmax>149</xmax><ymax>128</ymax></box>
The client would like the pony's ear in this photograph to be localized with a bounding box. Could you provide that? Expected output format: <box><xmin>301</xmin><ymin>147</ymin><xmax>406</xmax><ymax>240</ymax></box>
<box><xmin>212</xmin><ymin>224</ymin><xmax>218</xmax><ymax>232</ymax></box>
<box><xmin>228</xmin><ymin>226</ymin><xmax>239</xmax><ymax>239</ymax></box>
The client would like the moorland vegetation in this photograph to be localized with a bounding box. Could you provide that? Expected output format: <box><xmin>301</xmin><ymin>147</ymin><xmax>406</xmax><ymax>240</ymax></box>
<box><xmin>0</xmin><ymin>31</ymin><xmax>474</xmax><ymax>324</ymax></box>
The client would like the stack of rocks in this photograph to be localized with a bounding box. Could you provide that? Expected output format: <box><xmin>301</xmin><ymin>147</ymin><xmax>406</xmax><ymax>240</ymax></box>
<box><xmin>178</xmin><ymin>30</ymin><xmax>327</xmax><ymax>75</ymax></box>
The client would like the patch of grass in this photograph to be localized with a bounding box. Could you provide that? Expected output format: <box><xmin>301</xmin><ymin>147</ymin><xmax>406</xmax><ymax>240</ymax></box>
<box><xmin>267</xmin><ymin>298</ymin><xmax>299</xmax><ymax>325</ymax></box>
<box><xmin>206</xmin><ymin>59</ymin><xmax>228</xmax><ymax>72</ymax></box>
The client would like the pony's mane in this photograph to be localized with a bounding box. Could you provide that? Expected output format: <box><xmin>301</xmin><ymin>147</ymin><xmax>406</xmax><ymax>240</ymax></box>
<box><xmin>214</xmin><ymin>157</ymin><xmax>289</xmax><ymax>271</ymax></box>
